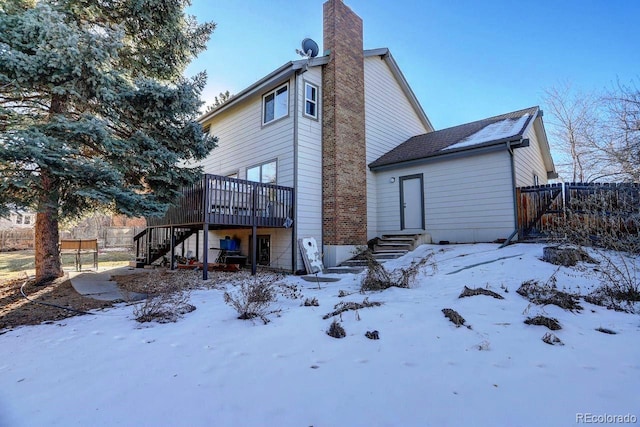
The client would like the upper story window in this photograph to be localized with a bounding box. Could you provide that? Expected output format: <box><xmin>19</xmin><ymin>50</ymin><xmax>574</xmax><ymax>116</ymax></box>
<box><xmin>247</xmin><ymin>160</ymin><xmax>277</xmax><ymax>184</ymax></box>
<box><xmin>263</xmin><ymin>84</ymin><xmax>288</xmax><ymax>125</ymax></box>
<box><xmin>304</xmin><ymin>82</ymin><xmax>318</xmax><ymax>119</ymax></box>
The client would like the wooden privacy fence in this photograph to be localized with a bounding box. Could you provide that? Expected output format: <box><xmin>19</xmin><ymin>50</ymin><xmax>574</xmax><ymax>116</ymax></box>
<box><xmin>517</xmin><ymin>182</ymin><xmax>640</xmax><ymax>239</ymax></box>
<box><xmin>0</xmin><ymin>228</ymin><xmax>34</xmax><ymax>250</ymax></box>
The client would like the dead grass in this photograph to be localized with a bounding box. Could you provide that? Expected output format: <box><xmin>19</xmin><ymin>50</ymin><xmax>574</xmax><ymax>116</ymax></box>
<box><xmin>542</xmin><ymin>332</ymin><xmax>564</xmax><ymax>346</ymax></box>
<box><xmin>442</xmin><ymin>308</ymin><xmax>469</xmax><ymax>328</ymax></box>
<box><xmin>0</xmin><ymin>250</ymin><xmax>133</xmax><ymax>281</ymax></box>
<box><xmin>524</xmin><ymin>315</ymin><xmax>562</xmax><ymax>331</ymax></box>
<box><xmin>0</xmin><ymin>275</ymin><xmax>112</xmax><ymax>331</ymax></box>
<box><xmin>322</xmin><ymin>298</ymin><xmax>382</xmax><ymax>320</ymax></box>
<box><xmin>458</xmin><ymin>286</ymin><xmax>504</xmax><ymax>300</ymax></box>
<box><xmin>517</xmin><ymin>280</ymin><xmax>583</xmax><ymax>311</ymax></box>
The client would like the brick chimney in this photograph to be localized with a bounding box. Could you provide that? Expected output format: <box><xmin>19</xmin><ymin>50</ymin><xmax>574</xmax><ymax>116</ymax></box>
<box><xmin>321</xmin><ymin>0</ymin><xmax>367</xmax><ymax>266</ymax></box>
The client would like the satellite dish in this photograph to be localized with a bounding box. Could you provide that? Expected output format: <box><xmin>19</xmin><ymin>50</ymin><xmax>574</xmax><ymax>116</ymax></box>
<box><xmin>300</xmin><ymin>38</ymin><xmax>319</xmax><ymax>58</ymax></box>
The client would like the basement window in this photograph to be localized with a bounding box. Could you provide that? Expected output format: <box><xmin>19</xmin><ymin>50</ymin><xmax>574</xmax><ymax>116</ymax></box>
<box><xmin>304</xmin><ymin>82</ymin><xmax>318</xmax><ymax>119</ymax></box>
<box><xmin>263</xmin><ymin>84</ymin><xmax>288</xmax><ymax>125</ymax></box>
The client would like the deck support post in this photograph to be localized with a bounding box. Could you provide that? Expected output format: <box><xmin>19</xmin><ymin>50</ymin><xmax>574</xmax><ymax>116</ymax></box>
<box><xmin>202</xmin><ymin>224</ymin><xmax>209</xmax><ymax>280</ymax></box>
<box><xmin>251</xmin><ymin>183</ymin><xmax>258</xmax><ymax>276</ymax></box>
<box><xmin>251</xmin><ymin>223</ymin><xmax>257</xmax><ymax>275</ymax></box>
<box><xmin>195</xmin><ymin>230</ymin><xmax>200</xmax><ymax>260</ymax></box>
<box><xmin>169</xmin><ymin>226</ymin><xmax>175</xmax><ymax>270</ymax></box>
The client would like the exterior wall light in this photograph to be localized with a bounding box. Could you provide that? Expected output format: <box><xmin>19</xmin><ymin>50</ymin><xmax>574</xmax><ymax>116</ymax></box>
<box><xmin>389</xmin><ymin>177</ymin><xmax>396</xmax><ymax>183</ymax></box>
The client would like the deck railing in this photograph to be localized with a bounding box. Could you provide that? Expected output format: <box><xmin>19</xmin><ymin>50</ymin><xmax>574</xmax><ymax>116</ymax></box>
<box><xmin>147</xmin><ymin>174</ymin><xmax>294</xmax><ymax>228</ymax></box>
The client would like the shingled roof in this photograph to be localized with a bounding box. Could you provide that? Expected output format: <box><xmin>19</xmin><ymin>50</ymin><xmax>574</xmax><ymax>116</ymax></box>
<box><xmin>369</xmin><ymin>106</ymin><xmax>540</xmax><ymax>170</ymax></box>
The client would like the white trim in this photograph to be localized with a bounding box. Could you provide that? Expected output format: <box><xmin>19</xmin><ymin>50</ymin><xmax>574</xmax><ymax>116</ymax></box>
<box><xmin>303</xmin><ymin>81</ymin><xmax>319</xmax><ymax>120</ymax></box>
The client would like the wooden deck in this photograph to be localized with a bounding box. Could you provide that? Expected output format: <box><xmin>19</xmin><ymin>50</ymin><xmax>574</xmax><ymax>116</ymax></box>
<box><xmin>138</xmin><ymin>174</ymin><xmax>295</xmax><ymax>278</ymax></box>
<box><xmin>147</xmin><ymin>174</ymin><xmax>294</xmax><ymax>228</ymax></box>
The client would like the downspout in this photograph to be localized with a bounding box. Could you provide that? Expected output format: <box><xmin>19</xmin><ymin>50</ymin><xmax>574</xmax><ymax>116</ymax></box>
<box><xmin>501</xmin><ymin>140</ymin><xmax>520</xmax><ymax>248</ymax></box>
<box><xmin>292</xmin><ymin>70</ymin><xmax>300</xmax><ymax>273</ymax></box>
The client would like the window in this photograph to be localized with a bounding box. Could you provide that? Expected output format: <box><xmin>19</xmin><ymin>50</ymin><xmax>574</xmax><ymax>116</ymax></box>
<box><xmin>247</xmin><ymin>160</ymin><xmax>277</xmax><ymax>184</ymax></box>
<box><xmin>263</xmin><ymin>84</ymin><xmax>288</xmax><ymax>125</ymax></box>
<box><xmin>304</xmin><ymin>82</ymin><xmax>318</xmax><ymax>119</ymax></box>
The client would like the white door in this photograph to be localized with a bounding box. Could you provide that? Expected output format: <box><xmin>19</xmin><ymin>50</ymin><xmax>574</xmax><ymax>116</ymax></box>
<box><xmin>400</xmin><ymin>175</ymin><xmax>424</xmax><ymax>230</ymax></box>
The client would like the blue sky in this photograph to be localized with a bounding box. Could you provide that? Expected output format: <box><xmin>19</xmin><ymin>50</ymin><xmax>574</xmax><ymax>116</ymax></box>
<box><xmin>186</xmin><ymin>0</ymin><xmax>639</xmax><ymax>130</ymax></box>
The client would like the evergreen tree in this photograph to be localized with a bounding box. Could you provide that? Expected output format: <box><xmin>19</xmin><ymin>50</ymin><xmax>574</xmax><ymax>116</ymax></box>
<box><xmin>0</xmin><ymin>0</ymin><xmax>216</xmax><ymax>283</ymax></box>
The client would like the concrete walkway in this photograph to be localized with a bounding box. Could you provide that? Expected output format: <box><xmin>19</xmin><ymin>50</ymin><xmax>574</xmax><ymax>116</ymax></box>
<box><xmin>67</xmin><ymin>266</ymin><xmax>147</xmax><ymax>302</ymax></box>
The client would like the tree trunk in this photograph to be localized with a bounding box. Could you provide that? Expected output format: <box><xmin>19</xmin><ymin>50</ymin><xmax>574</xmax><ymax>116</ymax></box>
<box><xmin>34</xmin><ymin>169</ymin><xmax>62</xmax><ymax>283</ymax></box>
<box><xmin>33</xmin><ymin>95</ymin><xmax>66</xmax><ymax>284</ymax></box>
<box><xmin>35</xmin><ymin>207</ymin><xmax>62</xmax><ymax>284</ymax></box>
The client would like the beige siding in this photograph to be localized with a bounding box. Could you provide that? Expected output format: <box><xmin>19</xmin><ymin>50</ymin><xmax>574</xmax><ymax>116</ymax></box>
<box><xmin>514</xmin><ymin>118</ymin><xmax>549</xmax><ymax>187</ymax></box>
<box><xmin>375</xmin><ymin>151</ymin><xmax>516</xmax><ymax>243</ymax></box>
<box><xmin>200</xmin><ymin>79</ymin><xmax>295</xmax><ymax>187</ymax></box>
<box><xmin>295</xmin><ymin>68</ymin><xmax>324</xmax><ymax>270</ymax></box>
<box><xmin>197</xmin><ymin>77</ymin><xmax>297</xmax><ymax>271</ymax></box>
<box><xmin>364</xmin><ymin>56</ymin><xmax>430</xmax><ymax>240</ymax></box>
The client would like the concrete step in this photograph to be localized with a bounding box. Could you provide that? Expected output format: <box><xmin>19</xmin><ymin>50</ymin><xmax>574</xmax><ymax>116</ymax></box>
<box><xmin>325</xmin><ymin>266</ymin><xmax>366</xmax><ymax>274</ymax></box>
<box><xmin>379</xmin><ymin>236</ymin><xmax>417</xmax><ymax>243</ymax></box>
<box><xmin>373</xmin><ymin>251</ymin><xmax>407</xmax><ymax>260</ymax></box>
<box><xmin>340</xmin><ymin>260</ymin><xmax>371</xmax><ymax>267</ymax></box>
<box><xmin>374</xmin><ymin>243</ymin><xmax>412</xmax><ymax>252</ymax></box>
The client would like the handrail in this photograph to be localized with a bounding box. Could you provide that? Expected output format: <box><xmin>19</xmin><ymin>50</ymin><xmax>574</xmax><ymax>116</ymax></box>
<box><xmin>146</xmin><ymin>174</ymin><xmax>294</xmax><ymax>228</ymax></box>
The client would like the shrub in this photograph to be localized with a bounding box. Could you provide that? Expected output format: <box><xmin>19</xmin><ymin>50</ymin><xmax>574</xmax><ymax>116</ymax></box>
<box><xmin>327</xmin><ymin>320</ymin><xmax>346</xmax><ymax>338</ymax></box>
<box><xmin>223</xmin><ymin>275</ymin><xmax>279</xmax><ymax>324</ymax></box>
<box><xmin>549</xmin><ymin>196</ymin><xmax>640</xmax><ymax>312</ymax></box>
<box><xmin>365</xmin><ymin>330</ymin><xmax>379</xmax><ymax>340</ymax></box>
<box><xmin>132</xmin><ymin>273</ymin><xmax>195</xmax><ymax>324</ymax></box>
<box><xmin>303</xmin><ymin>297</ymin><xmax>319</xmax><ymax>307</ymax></box>
<box><xmin>517</xmin><ymin>279</ymin><xmax>583</xmax><ymax>311</ymax></box>
<box><xmin>360</xmin><ymin>249</ymin><xmax>435</xmax><ymax>292</ymax></box>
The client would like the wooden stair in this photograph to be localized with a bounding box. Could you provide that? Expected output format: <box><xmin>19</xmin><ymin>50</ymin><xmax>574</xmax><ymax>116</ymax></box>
<box><xmin>133</xmin><ymin>228</ymin><xmax>197</xmax><ymax>266</ymax></box>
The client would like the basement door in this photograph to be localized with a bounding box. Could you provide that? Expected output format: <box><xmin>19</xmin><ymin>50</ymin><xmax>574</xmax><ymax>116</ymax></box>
<box><xmin>249</xmin><ymin>235</ymin><xmax>271</xmax><ymax>266</ymax></box>
<box><xmin>400</xmin><ymin>174</ymin><xmax>425</xmax><ymax>230</ymax></box>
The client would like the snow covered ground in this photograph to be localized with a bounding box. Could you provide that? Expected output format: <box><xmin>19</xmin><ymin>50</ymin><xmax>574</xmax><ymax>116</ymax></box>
<box><xmin>1</xmin><ymin>243</ymin><xmax>639</xmax><ymax>427</ymax></box>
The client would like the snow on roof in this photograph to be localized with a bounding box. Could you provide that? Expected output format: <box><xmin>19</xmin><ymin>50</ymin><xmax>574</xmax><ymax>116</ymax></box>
<box><xmin>443</xmin><ymin>114</ymin><xmax>531</xmax><ymax>151</ymax></box>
